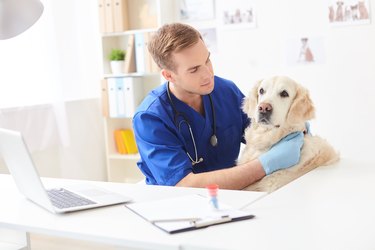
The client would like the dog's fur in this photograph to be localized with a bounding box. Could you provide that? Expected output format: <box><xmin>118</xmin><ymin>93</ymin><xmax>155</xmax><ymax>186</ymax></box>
<box><xmin>238</xmin><ymin>76</ymin><xmax>339</xmax><ymax>193</ymax></box>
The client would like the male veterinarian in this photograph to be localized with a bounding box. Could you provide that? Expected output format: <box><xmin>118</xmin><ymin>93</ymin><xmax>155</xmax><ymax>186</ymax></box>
<box><xmin>133</xmin><ymin>23</ymin><xmax>304</xmax><ymax>189</ymax></box>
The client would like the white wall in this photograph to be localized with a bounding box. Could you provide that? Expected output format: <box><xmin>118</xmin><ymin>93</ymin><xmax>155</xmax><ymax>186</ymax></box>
<box><xmin>0</xmin><ymin>0</ymin><xmax>106</xmax><ymax>180</ymax></box>
<box><xmin>0</xmin><ymin>99</ymin><xmax>107</xmax><ymax>181</ymax></box>
<box><xmin>213</xmin><ymin>0</ymin><xmax>375</xmax><ymax>163</ymax></box>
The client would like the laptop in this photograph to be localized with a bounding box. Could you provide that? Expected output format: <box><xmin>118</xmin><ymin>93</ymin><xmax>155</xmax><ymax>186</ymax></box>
<box><xmin>0</xmin><ymin>128</ymin><xmax>132</xmax><ymax>213</ymax></box>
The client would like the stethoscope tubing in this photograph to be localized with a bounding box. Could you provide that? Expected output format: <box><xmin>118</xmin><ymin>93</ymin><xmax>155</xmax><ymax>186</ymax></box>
<box><xmin>166</xmin><ymin>81</ymin><xmax>217</xmax><ymax>165</ymax></box>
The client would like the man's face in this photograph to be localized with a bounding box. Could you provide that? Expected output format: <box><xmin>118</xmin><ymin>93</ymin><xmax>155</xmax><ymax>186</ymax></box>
<box><xmin>167</xmin><ymin>39</ymin><xmax>214</xmax><ymax>97</ymax></box>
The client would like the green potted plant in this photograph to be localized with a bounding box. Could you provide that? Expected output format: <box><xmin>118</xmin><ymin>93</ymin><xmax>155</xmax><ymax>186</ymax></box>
<box><xmin>108</xmin><ymin>49</ymin><xmax>126</xmax><ymax>74</ymax></box>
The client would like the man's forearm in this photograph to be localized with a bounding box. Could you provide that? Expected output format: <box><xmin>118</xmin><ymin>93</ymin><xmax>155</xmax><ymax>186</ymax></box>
<box><xmin>176</xmin><ymin>159</ymin><xmax>266</xmax><ymax>190</ymax></box>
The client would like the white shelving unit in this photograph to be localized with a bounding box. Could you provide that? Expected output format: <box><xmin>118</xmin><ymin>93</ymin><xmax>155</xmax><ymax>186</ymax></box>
<box><xmin>99</xmin><ymin>0</ymin><xmax>177</xmax><ymax>183</ymax></box>
<box><xmin>0</xmin><ymin>229</ymin><xmax>28</xmax><ymax>250</ymax></box>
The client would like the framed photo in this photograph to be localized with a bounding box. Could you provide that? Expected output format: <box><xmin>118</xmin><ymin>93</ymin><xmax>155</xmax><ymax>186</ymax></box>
<box><xmin>286</xmin><ymin>36</ymin><xmax>326</xmax><ymax>66</ymax></box>
<box><xmin>216</xmin><ymin>0</ymin><xmax>256</xmax><ymax>29</ymax></box>
<box><xmin>328</xmin><ymin>0</ymin><xmax>371</xmax><ymax>26</ymax></box>
<box><xmin>178</xmin><ymin>0</ymin><xmax>215</xmax><ymax>21</ymax></box>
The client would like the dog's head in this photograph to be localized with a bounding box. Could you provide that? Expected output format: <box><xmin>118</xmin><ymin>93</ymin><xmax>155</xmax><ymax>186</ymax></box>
<box><xmin>242</xmin><ymin>76</ymin><xmax>315</xmax><ymax>129</ymax></box>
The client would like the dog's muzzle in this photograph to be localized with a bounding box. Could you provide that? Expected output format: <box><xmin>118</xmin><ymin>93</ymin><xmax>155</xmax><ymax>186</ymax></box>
<box><xmin>258</xmin><ymin>102</ymin><xmax>272</xmax><ymax>124</ymax></box>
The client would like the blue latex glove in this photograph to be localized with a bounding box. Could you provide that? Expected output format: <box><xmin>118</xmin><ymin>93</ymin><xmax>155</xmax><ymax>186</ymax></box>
<box><xmin>259</xmin><ymin>132</ymin><xmax>304</xmax><ymax>175</ymax></box>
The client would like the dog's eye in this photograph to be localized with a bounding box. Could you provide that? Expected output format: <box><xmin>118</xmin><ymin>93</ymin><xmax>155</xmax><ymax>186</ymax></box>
<box><xmin>259</xmin><ymin>88</ymin><xmax>264</xmax><ymax>95</ymax></box>
<box><xmin>280</xmin><ymin>90</ymin><xmax>289</xmax><ymax>98</ymax></box>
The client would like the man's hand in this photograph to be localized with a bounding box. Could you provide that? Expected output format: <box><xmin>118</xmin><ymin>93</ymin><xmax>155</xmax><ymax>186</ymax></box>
<box><xmin>259</xmin><ymin>132</ymin><xmax>304</xmax><ymax>175</ymax></box>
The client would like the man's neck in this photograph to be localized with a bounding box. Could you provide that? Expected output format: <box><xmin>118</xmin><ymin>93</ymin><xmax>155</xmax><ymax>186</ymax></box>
<box><xmin>169</xmin><ymin>83</ymin><xmax>204</xmax><ymax>115</ymax></box>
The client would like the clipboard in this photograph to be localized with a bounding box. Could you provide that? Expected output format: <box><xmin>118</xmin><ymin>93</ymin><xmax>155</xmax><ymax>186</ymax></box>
<box><xmin>125</xmin><ymin>194</ymin><xmax>255</xmax><ymax>234</ymax></box>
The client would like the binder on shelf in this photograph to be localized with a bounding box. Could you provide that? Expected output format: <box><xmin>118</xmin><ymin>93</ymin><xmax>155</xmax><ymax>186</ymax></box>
<box><xmin>101</xmin><ymin>79</ymin><xmax>109</xmax><ymax>117</ymax></box>
<box><xmin>98</xmin><ymin>0</ymin><xmax>106</xmax><ymax>33</ymax></box>
<box><xmin>114</xmin><ymin>129</ymin><xmax>128</xmax><ymax>154</ymax></box>
<box><xmin>107</xmin><ymin>78</ymin><xmax>118</xmax><ymax>117</ymax></box>
<box><xmin>134</xmin><ymin>32</ymin><xmax>146</xmax><ymax>73</ymax></box>
<box><xmin>113</xmin><ymin>129</ymin><xmax>138</xmax><ymax>155</ymax></box>
<box><xmin>104</xmin><ymin>0</ymin><xmax>114</xmax><ymax>33</ymax></box>
<box><xmin>121</xmin><ymin>77</ymin><xmax>142</xmax><ymax>117</ymax></box>
<box><xmin>121</xmin><ymin>129</ymin><xmax>138</xmax><ymax>154</ymax></box>
<box><xmin>106</xmin><ymin>77</ymin><xmax>143</xmax><ymax>118</ymax></box>
<box><xmin>115</xmin><ymin>79</ymin><xmax>126</xmax><ymax>116</ymax></box>
<box><xmin>125</xmin><ymin>194</ymin><xmax>255</xmax><ymax>234</ymax></box>
<box><xmin>112</xmin><ymin>0</ymin><xmax>129</xmax><ymax>32</ymax></box>
<box><xmin>124</xmin><ymin>34</ymin><xmax>136</xmax><ymax>73</ymax></box>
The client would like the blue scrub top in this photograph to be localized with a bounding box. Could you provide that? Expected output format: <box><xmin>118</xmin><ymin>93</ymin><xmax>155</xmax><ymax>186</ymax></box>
<box><xmin>133</xmin><ymin>76</ymin><xmax>250</xmax><ymax>186</ymax></box>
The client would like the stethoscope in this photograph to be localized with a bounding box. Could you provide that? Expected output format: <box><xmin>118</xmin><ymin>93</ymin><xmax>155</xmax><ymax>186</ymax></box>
<box><xmin>166</xmin><ymin>81</ymin><xmax>218</xmax><ymax>166</ymax></box>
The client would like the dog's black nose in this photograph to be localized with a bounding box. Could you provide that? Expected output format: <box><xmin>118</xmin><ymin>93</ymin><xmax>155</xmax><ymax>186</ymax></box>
<box><xmin>258</xmin><ymin>103</ymin><xmax>272</xmax><ymax>114</ymax></box>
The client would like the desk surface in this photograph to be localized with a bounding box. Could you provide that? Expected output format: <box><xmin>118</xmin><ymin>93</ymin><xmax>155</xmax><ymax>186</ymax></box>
<box><xmin>247</xmin><ymin>157</ymin><xmax>375</xmax><ymax>250</ymax></box>
<box><xmin>1</xmin><ymin>158</ymin><xmax>375</xmax><ymax>250</ymax></box>
<box><xmin>0</xmin><ymin>173</ymin><xmax>264</xmax><ymax>250</ymax></box>
<box><xmin>172</xmin><ymin>158</ymin><xmax>375</xmax><ymax>250</ymax></box>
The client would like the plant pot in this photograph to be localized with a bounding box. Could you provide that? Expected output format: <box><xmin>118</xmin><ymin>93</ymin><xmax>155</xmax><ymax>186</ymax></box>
<box><xmin>110</xmin><ymin>60</ymin><xmax>124</xmax><ymax>74</ymax></box>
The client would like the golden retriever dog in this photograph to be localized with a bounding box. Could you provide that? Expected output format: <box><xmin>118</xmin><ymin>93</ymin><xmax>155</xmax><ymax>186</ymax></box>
<box><xmin>238</xmin><ymin>76</ymin><xmax>339</xmax><ymax>192</ymax></box>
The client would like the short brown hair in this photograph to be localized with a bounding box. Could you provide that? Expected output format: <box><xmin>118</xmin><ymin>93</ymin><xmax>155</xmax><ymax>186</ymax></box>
<box><xmin>148</xmin><ymin>23</ymin><xmax>202</xmax><ymax>71</ymax></box>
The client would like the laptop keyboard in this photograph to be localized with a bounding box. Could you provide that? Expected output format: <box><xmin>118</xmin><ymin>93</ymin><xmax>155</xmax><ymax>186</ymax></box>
<box><xmin>47</xmin><ymin>188</ymin><xmax>96</xmax><ymax>209</ymax></box>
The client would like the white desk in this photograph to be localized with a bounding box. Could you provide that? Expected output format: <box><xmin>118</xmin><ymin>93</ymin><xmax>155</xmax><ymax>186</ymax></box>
<box><xmin>247</xmin><ymin>157</ymin><xmax>375</xmax><ymax>250</ymax></box>
<box><xmin>169</xmin><ymin>158</ymin><xmax>375</xmax><ymax>250</ymax></box>
<box><xmin>1</xmin><ymin>158</ymin><xmax>375</xmax><ymax>250</ymax></box>
<box><xmin>0</xmin><ymin>174</ymin><xmax>265</xmax><ymax>250</ymax></box>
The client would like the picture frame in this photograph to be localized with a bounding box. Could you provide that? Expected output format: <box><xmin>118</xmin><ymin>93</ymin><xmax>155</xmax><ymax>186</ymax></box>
<box><xmin>178</xmin><ymin>0</ymin><xmax>215</xmax><ymax>22</ymax></box>
<box><xmin>216</xmin><ymin>0</ymin><xmax>256</xmax><ymax>29</ymax></box>
<box><xmin>328</xmin><ymin>0</ymin><xmax>371</xmax><ymax>26</ymax></box>
<box><xmin>286</xmin><ymin>36</ymin><xmax>326</xmax><ymax>66</ymax></box>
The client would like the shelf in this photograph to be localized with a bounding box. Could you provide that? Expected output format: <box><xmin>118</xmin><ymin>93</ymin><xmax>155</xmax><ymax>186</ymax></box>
<box><xmin>103</xmin><ymin>72</ymin><xmax>160</xmax><ymax>78</ymax></box>
<box><xmin>101</xmin><ymin>28</ymin><xmax>158</xmax><ymax>37</ymax></box>
<box><xmin>0</xmin><ymin>242</ymin><xmax>26</xmax><ymax>250</ymax></box>
<box><xmin>99</xmin><ymin>0</ymin><xmax>175</xmax><ymax>183</ymax></box>
<box><xmin>108</xmin><ymin>153</ymin><xmax>140</xmax><ymax>160</ymax></box>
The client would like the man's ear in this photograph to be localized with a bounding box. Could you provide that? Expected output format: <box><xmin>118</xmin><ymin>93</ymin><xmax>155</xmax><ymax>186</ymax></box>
<box><xmin>242</xmin><ymin>80</ymin><xmax>261</xmax><ymax>117</ymax></box>
<box><xmin>161</xmin><ymin>69</ymin><xmax>174</xmax><ymax>83</ymax></box>
<box><xmin>287</xmin><ymin>84</ymin><xmax>315</xmax><ymax>124</ymax></box>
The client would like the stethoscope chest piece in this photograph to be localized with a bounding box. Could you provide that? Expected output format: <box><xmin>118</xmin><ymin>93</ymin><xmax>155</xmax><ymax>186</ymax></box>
<box><xmin>210</xmin><ymin>134</ymin><xmax>218</xmax><ymax>147</ymax></box>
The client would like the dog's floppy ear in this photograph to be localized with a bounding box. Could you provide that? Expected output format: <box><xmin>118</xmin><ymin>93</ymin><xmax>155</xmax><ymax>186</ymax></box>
<box><xmin>287</xmin><ymin>84</ymin><xmax>315</xmax><ymax>124</ymax></box>
<box><xmin>242</xmin><ymin>80</ymin><xmax>261</xmax><ymax>117</ymax></box>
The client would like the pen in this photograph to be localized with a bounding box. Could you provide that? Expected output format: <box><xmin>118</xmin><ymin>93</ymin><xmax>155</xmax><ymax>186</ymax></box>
<box><xmin>151</xmin><ymin>215</ymin><xmax>232</xmax><ymax>227</ymax></box>
<box><xmin>150</xmin><ymin>217</ymin><xmax>201</xmax><ymax>223</ymax></box>
<box><xmin>193</xmin><ymin>215</ymin><xmax>232</xmax><ymax>228</ymax></box>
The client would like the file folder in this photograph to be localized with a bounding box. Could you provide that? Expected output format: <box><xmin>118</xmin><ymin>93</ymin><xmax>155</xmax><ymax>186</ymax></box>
<box><xmin>112</xmin><ymin>0</ymin><xmax>129</xmax><ymax>32</ymax></box>
<box><xmin>125</xmin><ymin>194</ymin><xmax>255</xmax><ymax>234</ymax></box>
<box><xmin>124</xmin><ymin>34</ymin><xmax>136</xmax><ymax>73</ymax></box>
<box><xmin>106</xmin><ymin>77</ymin><xmax>142</xmax><ymax>118</ymax></box>
<box><xmin>101</xmin><ymin>79</ymin><xmax>109</xmax><ymax>117</ymax></box>
<box><xmin>134</xmin><ymin>32</ymin><xmax>145</xmax><ymax>73</ymax></box>
<box><xmin>120</xmin><ymin>129</ymin><xmax>138</xmax><ymax>154</ymax></box>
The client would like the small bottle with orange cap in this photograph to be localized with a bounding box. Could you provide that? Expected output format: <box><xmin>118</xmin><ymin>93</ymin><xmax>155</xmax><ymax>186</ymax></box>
<box><xmin>206</xmin><ymin>183</ymin><xmax>219</xmax><ymax>210</ymax></box>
